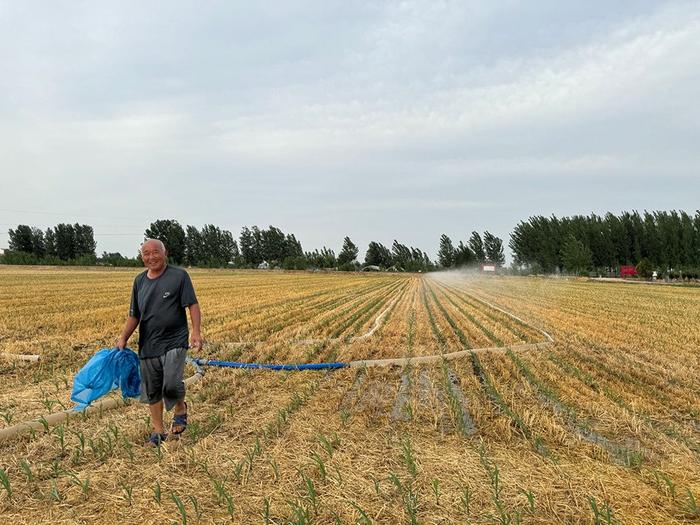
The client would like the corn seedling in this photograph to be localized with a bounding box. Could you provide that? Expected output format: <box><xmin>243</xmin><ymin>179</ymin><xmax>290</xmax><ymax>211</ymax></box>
<box><xmin>520</xmin><ymin>489</ymin><xmax>535</xmax><ymax>514</ymax></box>
<box><xmin>67</xmin><ymin>472</ymin><xmax>90</xmax><ymax>498</ymax></box>
<box><xmin>0</xmin><ymin>467</ymin><xmax>11</xmax><ymax>499</ymax></box>
<box><xmin>171</xmin><ymin>491</ymin><xmax>188</xmax><ymax>525</ymax></box>
<box><xmin>71</xmin><ymin>430</ymin><xmax>86</xmax><ymax>464</ymax></box>
<box><xmin>0</xmin><ymin>407</ymin><xmax>14</xmax><ymax>424</ymax></box>
<box><xmin>122</xmin><ymin>436</ymin><xmax>134</xmax><ymax>462</ymax></box>
<box><xmin>317</xmin><ymin>432</ymin><xmax>340</xmax><ymax>457</ymax></box>
<box><xmin>261</xmin><ymin>497</ymin><xmax>272</xmax><ymax>524</ymax></box>
<box><xmin>333</xmin><ymin>466</ymin><xmax>344</xmax><ymax>486</ymax></box>
<box><xmin>588</xmin><ymin>496</ymin><xmax>615</xmax><ymax>525</ymax></box>
<box><xmin>211</xmin><ymin>477</ymin><xmax>234</xmax><ymax>516</ymax></box>
<box><xmin>102</xmin><ymin>431</ymin><xmax>114</xmax><ymax>456</ymax></box>
<box><xmin>152</xmin><ymin>442</ymin><xmax>164</xmax><ymax>461</ymax></box>
<box><xmin>350</xmin><ymin>500</ymin><xmax>373</xmax><ymax>525</ymax></box>
<box><xmin>187</xmin><ymin>420</ymin><xmax>202</xmax><ymax>442</ymax></box>
<box><xmin>38</xmin><ymin>416</ymin><xmax>50</xmax><ymax>433</ymax></box>
<box><xmin>50</xmin><ymin>459</ymin><xmax>64</xmax><ymax>479</ymax></box>
<box><xmin>120</xmin><ymin>481</ymin><xmax>133</xmax><ymax>505</ymax></box>
<box><xmin>153</xmin><ymin>481</ymin><xmax>162</xmax><ymax>504</ymax></box>
<box><xmin>372</xmin><ymin>477</ymin><xmax>381</xmax><ymax>497</ymax></box>
<box><xmin>88</xmin><ymin>437</ymin><xmax>100</xmax><ymax>459</ymax></box>
<box><xmin>49</xmin><ymin>479</ymin><xmax>62</xmax><ymax>502</ymax></box>
<box><xmin>205</xmin><ymin>412</ymin><xmax>224</xmax><ymax>434</ymax></box>
<box><xmin>233</xmin><ymin>459</ymin><xmax>245</xmax><ymax>482</ymax></box>
<box><xmin>401</xmin><ymin>436</ymin><xmax>418</xmax><ymax>478</ymax></box>
<box><xmin>108</xmin><ymin>423</ymin><xmax>119</xmax><ymax>441</ymax></box>
<box><xmin>431</xmin><ymin>478</ymin><xmax>440</xmax><ymax>506</ymax></box>
<box><xmin>310</xmin><ymin>451</ymin><xmax>327</xmax><ymax>481</ymax></box>
<box><xmin>287</xmin><ymin>500</ymin><xmax>311</xmax><ymax>525</ymax></box>
<box><xmin>684</xmin><ymin>488</ymin><xmax>699</xmax><ymax>517</ymax></box>
<box><xmin>299</xmin><ymin>469</ymin><xmax>319</xmax><ymax>513</ymax></box>
<box><xmin>54</xmin><ymin>424</ymin><xmax>66</xmax><ymax>456</ymax></box>
<box><xmin>267</xmin><ymin>457</ymin><xmax>280</xmax><ymax>482</ymax></box>
<box><xmin>653</xmin><ymin>470</ymin><xmax>676</xmax><ymax>499</ymax></box>
<box><xmin>40</xmin><ymin>393</ymin><xmax>57</xmax><ymax>412</ymax></box>
<box><xmin>19</xmin><ymin>459</ymin><xmax>34</xmax><ymax>482</ymax></box>
<box><xmin>189</xmin><ymin>495</ymin><xmax>203</xmax><ymax>520</ymax></box>
<box><xmin>388</xmin><ymin>472</ymin><xmax>419</xmax><ymax>525</ymax></box>
<box><xmin>460</xmin><ymin>485</ymin><xmax>473</xmax><ymax>518</ymax></box>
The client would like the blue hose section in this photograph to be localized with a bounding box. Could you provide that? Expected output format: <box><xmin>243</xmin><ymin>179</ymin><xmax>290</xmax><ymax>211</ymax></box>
<box><xmin>192</xmin><ymin>358</ymin><xmax>349</xmax><ymax>371</ymax></box>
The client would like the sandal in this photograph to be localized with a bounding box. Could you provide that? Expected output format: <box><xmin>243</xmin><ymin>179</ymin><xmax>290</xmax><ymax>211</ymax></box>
<box><xmin>171</xmin><ymin>402</ymin><xmax>188</xmax><ymax>435</ymax></box>
<box><xmin>146</xmin><ymin>432</ymin><xmax>168</xmax><ymax>447</ymax></box>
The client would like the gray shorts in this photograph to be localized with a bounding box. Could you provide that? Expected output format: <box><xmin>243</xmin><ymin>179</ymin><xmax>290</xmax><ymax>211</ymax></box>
<box><xmin>139</xmin><ymin>347</ymin><xmax>187</xmax><ymax>411</ymax></box>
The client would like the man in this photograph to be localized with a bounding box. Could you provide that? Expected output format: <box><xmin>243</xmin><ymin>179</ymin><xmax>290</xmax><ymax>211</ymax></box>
<box><xmin>116</xmin><ymin>238</ymin><xmax>203</xmax><ymax>446</ymax></box>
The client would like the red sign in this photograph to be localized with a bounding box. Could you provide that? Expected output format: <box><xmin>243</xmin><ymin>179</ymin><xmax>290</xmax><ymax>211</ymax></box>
<box><xmin>620</xmin><ymin>265</ymin><xmax>637</xmax><ymax>277</ymax></box>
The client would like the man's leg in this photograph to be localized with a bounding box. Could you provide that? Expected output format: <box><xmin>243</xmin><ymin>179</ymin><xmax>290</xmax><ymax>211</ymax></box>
<box><xmin>162</xmin><ymin>347</ymin><xmax>188</xmax><ymax>433</ymax></box>
<box><xmin>172</xmin><ymin>399</ymin><xmax>187</xmax><ymax>433</ymax></box>
<box><xmin>173</xmin><ymin>399</ymin><xmax>187</xmax><ymax>415</ymax></box>
<box><xmin>140</xmin><ymin>355</ymin><xmax>167</xmax><ymax>439</ymax></box>
<box><xmin>149</xmin><ymin>400</ymin><xmax>166</xmax><ymax>434</ymax></box>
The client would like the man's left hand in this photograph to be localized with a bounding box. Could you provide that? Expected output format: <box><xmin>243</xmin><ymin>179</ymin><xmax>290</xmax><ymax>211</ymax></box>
<box><xmin>190</xmin><ymin>332</ymin><xmax>204</xmax><ymax>350</ymax></box>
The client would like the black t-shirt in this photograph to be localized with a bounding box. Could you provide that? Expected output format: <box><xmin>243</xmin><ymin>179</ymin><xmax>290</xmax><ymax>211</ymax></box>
<box><xmin>129</xmin><ymin>265</ymin><xmax>198</xmax><ymax>359</ymax></box>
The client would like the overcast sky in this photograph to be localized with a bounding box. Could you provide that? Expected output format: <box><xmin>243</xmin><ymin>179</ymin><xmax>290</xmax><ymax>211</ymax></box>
<box><xmin>1</xmin><ymin>1</ymin><xmax>699</xmax><ymax>260</ymax></box>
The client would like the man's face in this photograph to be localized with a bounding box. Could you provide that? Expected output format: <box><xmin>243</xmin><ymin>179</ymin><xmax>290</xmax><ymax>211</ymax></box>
<box><xmin>141</xmin><ymin>241</ymin><xmax>167</xmax><ymax>273</ymax></box>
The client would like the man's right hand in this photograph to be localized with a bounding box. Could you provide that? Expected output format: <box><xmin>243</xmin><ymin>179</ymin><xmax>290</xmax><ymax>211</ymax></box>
<box><xmin>115</xmin><ymin>336</ymin><xmax>127</xmax><ymax>350</ymax></box>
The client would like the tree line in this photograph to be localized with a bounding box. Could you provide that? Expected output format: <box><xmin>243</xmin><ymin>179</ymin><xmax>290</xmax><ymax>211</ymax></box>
<box><xmin>5</xmin><ymin>210</ymin><xmax>697</xmax><ymax>276</ymax></box>
<box><xmin>3</xmin><ymin>223</ymin><xmax>97</xmax><ymax>265</ymax></box>
<box><xmin>147</xmin><ymin>220</ymin><xmax>436</xmax><ymax>271</ymax></box>
<box><xmin>437</xmin><ymin>231</ymin><xmax>505</xmax><ymax>268</ymax></box>
<box><xmin>1</xmin><ymin>219</ymin><xmax>433</xmax><ymax>271</ymax></box>
<box><xmin>510</xmin><ymin>210</ymin><xmax>700</xmax><ymax>277</ymax></box>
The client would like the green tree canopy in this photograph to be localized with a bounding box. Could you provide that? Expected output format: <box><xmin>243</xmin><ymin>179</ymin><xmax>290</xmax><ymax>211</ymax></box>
<box><xmin>468</xmin><ymin>231</ymin><xmax>486</xmax><ymax>263</ymax></box>
<box><xmin>338</xmin><ymin>236</ymin><xmax>359</xmax><ymax>265</ymax></box>
<box><xmin>365</xmin><ymin>241</ymin><xmax>393</xmax><ymax>268</ymax></box>
<box><xmin>454</xmin><ymin>241</ymin><xmax>475</xmax><ymax>267</ymax></box>
<box><xmin>8</xmin><ymin>225</ymin><xmax>34</xmax><ymax>253</ymax></box>
<box><xmin>437</xmin><ymin>234</ymin><xmax>455</xmax><ymax>268</ymax></box>
<box><xmin>483</xmin><ymin>231</ymin><xmax>505</xmax><ymax>266</ymax></box>
<box><xmin>561</xmin><ymin>234</ymin><xmax>593</xmax><ymax>275</ymax></box>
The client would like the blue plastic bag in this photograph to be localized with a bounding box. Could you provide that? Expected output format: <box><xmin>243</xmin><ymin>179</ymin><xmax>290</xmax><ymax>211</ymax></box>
<box><xmin>71</xmin><ymin>348</ymin><xmax>141</xmax><ymax>410</ymax></box>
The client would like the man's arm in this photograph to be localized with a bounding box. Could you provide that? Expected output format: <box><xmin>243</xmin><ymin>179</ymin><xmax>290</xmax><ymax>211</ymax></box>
<box><xmin>116</xmin><ymin>316</ymin><xmax>139</xmax><ymax>350</ymax></box>
<box><xmin>188</xmin><ymin>303</ymin><xmax>203</xmax><ymax>350</ymax></box>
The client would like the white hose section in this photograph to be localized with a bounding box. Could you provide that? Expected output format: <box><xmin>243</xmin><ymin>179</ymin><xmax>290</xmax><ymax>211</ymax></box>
<box><xmin>0</xmin><ymin>353</ymin><xmax>41</xmax><ymax>362</ymax></box>
<box><xmin>350</xmin><ymin>341</ymin><xmax>552</xmax><ymax>368</ymax></box>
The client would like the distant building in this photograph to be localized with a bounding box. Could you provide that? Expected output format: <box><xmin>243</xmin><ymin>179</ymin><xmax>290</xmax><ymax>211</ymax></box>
<box><xmin>481</xmin><ymin>264</ymin><xmax>496</xmax><ymax>273</ymax></box>
<box><xmin>258</xmin><ymin>260</ymin><xmax>269</xmax><ymax>270</ymax></box>
<box><xmin>362</xmin><ymin>265</ymin><xmax>380</xmax><ymax>272</ymax></box>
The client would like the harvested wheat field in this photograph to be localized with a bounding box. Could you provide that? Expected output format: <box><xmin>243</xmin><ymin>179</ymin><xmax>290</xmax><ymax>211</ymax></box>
<box><xmin>0</xmin><ymin>266</ymin><xmax>699</xmax><ymax>524</ymax></box>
